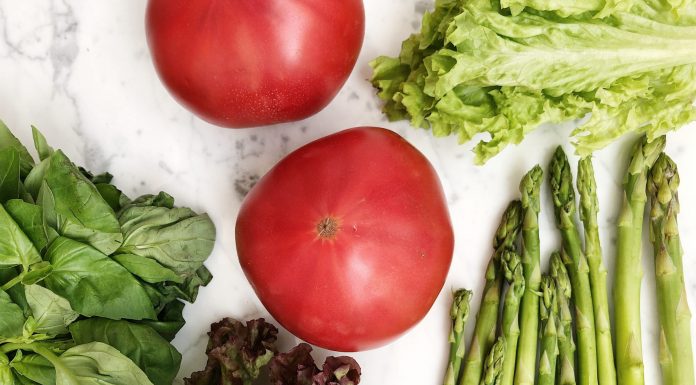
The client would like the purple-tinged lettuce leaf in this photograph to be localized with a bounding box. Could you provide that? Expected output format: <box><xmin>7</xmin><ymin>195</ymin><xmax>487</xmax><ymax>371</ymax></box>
<box><xmin>269</xmin><ymin>343</ymin><xmax>318</xmax><ymax>385</ymax></box>
<box><xmin>184</xmin><ymin>318</ymin><xmax>278</xmax><ymax>385</ymax></box>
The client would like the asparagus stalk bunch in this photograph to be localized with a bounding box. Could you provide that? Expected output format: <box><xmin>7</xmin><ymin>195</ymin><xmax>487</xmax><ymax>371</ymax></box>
<box><xmin>648</xmin><ymin>154</ymin><xmax>694</xmax><ymax>385</ymax></box>
<box><xmin>445</xmin><ymin>289</ymin><xmax>474</xmax><ymax>385</ymax></box>
<box><xmin>539</xmin><ymin>275</ymin><xmax>559</xmax><ymax>385</ymax></box>
<box><xmin>578</xmin><ymin>157</ymin><xmax>616</xmax><ymax>385</ymax></box>
<box><xmin>514</xmin><ymin>166</ymin><xmax>543</xmax><ymax>385</ymax></box>
<box><xmin>614</xmin><ymin>136</ymin><xmax>666</xmax><ymax>385</ymax></box>
<box><xmin>460</xmin><ymin>201</ymin><xmax>523</xmax><ymax>385</ymax></box>
<box><xmin>551</xmin><ymin>252</ymin><xmax>577</xmax><ymax>385</ymax></box>
<box><xmin>550</xmin><ymin>147</ymin><xmax>598</xmax><ymax>385</ymax></box>
<box><xmin>481</xmin><ymin>337</ymin><xmax>506</xmax><ymax>385</ymax></box>
<box><xmin>500</xmin><ymin>251</ymin><xmax>525</xmax><ymax>385</ymax></box>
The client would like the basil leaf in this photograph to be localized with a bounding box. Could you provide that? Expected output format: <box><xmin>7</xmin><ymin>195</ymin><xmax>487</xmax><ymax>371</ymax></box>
<box><xmin>20</xmin><ymin>262</ymin><xmax>53</xmax><ymax>286</ymax></box>
<box><xmin>118</xmin><ymin>204</ymin><xmax>215</xmax><ymax>275</ymax></box>
<box><xmin>112</xmin><ymin>254</ymin><xmax>183</xmax><ymax>284</ymax></box>
<box><xmin>30</xmin><ymin>127</ymin><xmax>53</xmax><ymax>162</ymax></box>
<box><xmin>0</xmin><ymin>204</ymin><xmax>42</xmax><ymax>269</ymax></box>
<box><xmin>0</xmin><ymin>288</ymin><xmax>25</xmax><ymax>340</ymax></box>
<box><xmin>25</xmin><ymin>284</ymin><xmax>79</xmax><ymax>336</ymax></box>
<box><xmin>70</xmin><ymin>319</ymin><xmax>181</xmax><ymax>385</ymax></box>
<box><xmin>138</xmin><ymin>300</ymin><xmax>185</xmax><ymax>342</ymax></box>
<box><xmin>1</xmin><ymin>351</ymin><xmax>18</xmax><ymax>385</ymax></box>
<box><xmin>23</xmin><ymin>160</ymin><xmax>48</xmax><ymax>202</ymax></box>
<box><xmin>39</xmin><ymin>151</ymin><xmax>123</xmax><ymax>255</ymax></box>
<box><xmin>0</xmin><ymin>147</ymin><xmax>22</xmax><ymax>203</ymax></box>
<box><xmin>4</xmin><ymin>200</ymin><xmax>49</xmax><ymax>252</ymax></box>
<box><xmin>0</xmin><ymin>120</ymin><xmax>34</xmax><ymax>178</ymax></box>
<box><xmin>9</xmin><ymin>353</ymin><xmax>55</xmax><ymax>385</ymax></box>
<box><xmin>54</xmin><ymin>342</ymin><xmax>154</xmax><ymax>385</ymax></box>
<box><xmin>95</xmin><ymin>184</ymin><xmax>129</xmax><ymax>213</ymax></box>
<box><xmin>1</xmin><ymin>267</ymin><xmax>30</xmax><ymax>317</ymax></box>
<box><xmin>44</xmin><ymin>237</ymin><xmax>156</xmax><ymax>320</ymax></box>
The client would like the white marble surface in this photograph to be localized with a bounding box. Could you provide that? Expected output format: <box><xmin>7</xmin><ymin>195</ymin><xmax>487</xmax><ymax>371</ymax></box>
<box><xmin>1</xmin><ymin>1</ymin><xmax>695</xmax><ymax>384</ymax></box>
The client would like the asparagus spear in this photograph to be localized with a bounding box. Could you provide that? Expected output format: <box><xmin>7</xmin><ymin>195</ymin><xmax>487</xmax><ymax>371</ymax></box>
<box><xmin>614</xmin><ymin>135</ymin><xmax>666</xmax><ymax>385</ymax></box>
<box><xmin>539</xmin><ymin>275</ymin><xmax>559</xmax><ymax>385</ymax></box>
<box><xmin>500</xmin><ymin>251</ymin><xmax>525</xmax><ymax>385</ymax></box>
<box><xmin>481</xmin><ymin>337</ymin><xmax>506</xmax><ymax>385</ymax></box>
<box><xmin>445</xmin><ymin>289</ymin><xmax>474</xmax><ymax>385</ymax></box>
<box><xmin>549</xmin><ymin>147</ymin><xmax>598</xmax><ymax>385</ymax></box>
<box><xmin>460</xmin><ymin>201</ymin><xmax>523</xmax><ymax>385</ymax></box>
<box><xmin>514</xmin><ymin>166</ymin><xmax>543</xmax><ymax>385</ymax></box>
<box><xmin>648</xmin><ymin>154</ymin><xmax>694</xmax><ymax>385</ymax></box>
<box><xmin>577</xmin><ymin>157</ymin><xmax>616</xmax><ymax>385</ymax></box>
<box><xmin>551</xmin><ymin>252</ymin><xmax>576</xmax><ymax>385</ymax></box>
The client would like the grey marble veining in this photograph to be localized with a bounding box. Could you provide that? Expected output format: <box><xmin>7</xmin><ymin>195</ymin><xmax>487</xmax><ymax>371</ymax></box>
<box><xmin>1</xmin><ymin>1</ymin><xmax>695</xmax><ymax>384</ymax></box>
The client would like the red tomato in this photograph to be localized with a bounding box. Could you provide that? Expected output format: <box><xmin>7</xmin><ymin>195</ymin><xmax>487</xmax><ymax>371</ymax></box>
<box><xmin>236</xmin><ymin>127</ymin><xmax>454</xmax><ymax>351</ymax></box>
<box><xmin>145</xmin><ymin>0</ymin><xmax>365</xmax><ymax>128</ymax></box>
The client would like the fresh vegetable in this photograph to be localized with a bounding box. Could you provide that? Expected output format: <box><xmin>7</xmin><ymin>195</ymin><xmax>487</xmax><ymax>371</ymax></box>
<box><xmin>481</xmin><ymin>337</ymin><xmax>505</xmax><ymax>385</ymax></box>
<box><xmin>614</xmin><ymin>135</ymin><xmax>665</xmax><ymax>385</ymax></box>
<box><xmin>578</xmin><ymin>157</ymin><xmax>616</xmax><ymax>385</ymax></box>
<box><xmin>185</xmin><ymin>318</ymin><xmax>361</xmax><ymax>385</ymax></box>
<box><xmin>648</xmin><ymin>154</ymin><xmax>694</xmax><ymax>385</ymax></box>
<box><xmin>0</xmin><ymin>121</ymin><xmax>215</xmax><ymax>385</ymax></box>
<box><xmin>499</xmin><ymin>251</ymin><xmax>524</xmax><ymax>385</ymax></box>
<box><xmin>538</xmin><ymin>275</ymin><xmax>558</xmax><ymax>385</ymax></box>
<box><xmin>459</xmin><ymin>201</ymin><xmax>522</xmax><ymax>385</ymax></box>
<box><xmin>236</xmin><ymin>127</ymin><xmax>454</xmax><ymax>351</ymax></box>
<box><xmin>514</xmin><ymin>166</ymin><xmax>542</xmax><ymax>385</ymax></box>
<box><xmin>549</xmin><ymin>147</ymin><xmax>598</xmax><ymax>385</ymax></box>
<box><xmin>269</xmin><ymin>344</ymin><xmax>361</xmax><ymax>385</ymax></box>
<box><xmin>184</xmin><ymin>318</ymin><xmax>278</xmax><ymax>385</ymax></box>
<box><xmin>369</xmin><ymin>0</ymin><xmax>696</xmax><ymax>163</ymax></box>
<box><xmin>146</xmin><ymin>0</ymin><xmax>365</xmax><ymax>128</ymax></box>
<box><xmin>551</xmin><ymin>252</ymin><xmax>577</xmax><ymax>385</ymax></box>
<box><xmin>444</xmin><ymin>289</ymin><xmax>473</xmax><ymax>385</ymax></box>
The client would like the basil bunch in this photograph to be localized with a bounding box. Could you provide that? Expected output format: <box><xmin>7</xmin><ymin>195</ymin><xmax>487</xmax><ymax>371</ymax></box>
<box><xmin>0</xmin><ymin>122</ymin><xmax>216</xmax><ymax>385</ymax></box>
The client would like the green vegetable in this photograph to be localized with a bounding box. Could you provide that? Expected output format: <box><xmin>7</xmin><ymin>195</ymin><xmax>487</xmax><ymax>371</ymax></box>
<box><xmin>551</xmin><ymin>252</ymin><xmax>576</xmax><ymax>385</ymax></box>
<box><xmin>0</xmin><ymin>121</ymin><xmax>34</xmax><ymax>179</ymax></box>
<box><xmin>499</xmin><ymin>251</ymin><xmax>524</xmax><ymax>385</ymax></box>
<box><xmin>614</xmin><ymin>135</ymin><xmax>665</xmax><ymax>385</ymax></box>
<box><xmin>9</xmin><ymin>352</ymin><xmax>55</xmax><ymax>385</ymax></box>
<box><xmin>4</xmin><ymin>200</ymin><xmax>49</xmax><ymax>253</ymax></box>
<box><xmin>50</xmin><ymin>342</ymin><xmax>154</xmax><ymax>385</ymax></box>
<box><xmin>647</xmin><ymin>154</ymin><xmax>694</xmax><ymax>385</ymax></box>
<box><xmin>24</xmin><ymin>285</ymin><xmax>78</xmax><ymax>336</ymax></box>
<box><xmin>0</xmin><ymin>289</ymin><xmax>25</xmax><ymax>340</ymax></box>
<box><xmin>549</xmin><ymin>147</ymin><xmax>598</xmax><ymax>385</ymax></box>
<box><xmin>39</xmin><ymin>151</ymin><xmax>123</xmax><ymax>255</ymax></box>
<box><xmin>514</xmin><ymin>166</ymin><xmax>542</xmax><ymax>385</ymax></box>
<box><xmin>117</xmin><ymin>192</ymin><xmax>215</xmax><ymax>277</ymax></box>
<box><xmin>0</xmin><ymin>123</ymin><xmax>216</xmax><ymax>383</ymax></box>
<box><xmin>577</xmin><ymin>157</ymin><xmax>616</xmax><ymax>385</ymax></box>
<box><xmin>369</xmin><ymin>0</ymin><xmax>696</xmax><ymax>163</ymax></box>
<box><xmin>43</xmin><ymin>237</ymin><xmax>156</xmax><ymax>321</ymax></box>
<box><xmin>444</xmin><ymin>289</ymin><xmax>473</xmax><ymax>385</ymax></box>
<box><xmin>481</xmin><ymin>337</ymin><xmax>505</xmax><ymax>385</ymax></box>
<box><xmin>460</xmin><ymin>201</ymin><xmax>522</xmax><ymax>385</ymax></box>
<box><xmin>0</xmin><ymin>204</ymin><xmax>42</xmax><ymax>270</ymax></box>
<box><xmin>69</xmin><ymin>319</ymin><xmax>181</xmax><ymax>385</ymax></box>
<box><xmin>538</xmin><ymin>275</ymin><xmax>558</xmax><ymax>385</ymax></box>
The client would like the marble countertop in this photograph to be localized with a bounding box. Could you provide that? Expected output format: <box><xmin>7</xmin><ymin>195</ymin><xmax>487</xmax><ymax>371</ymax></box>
<box><xmin>1</xmin><ymin>1</ymin><xmax>695</xmax><ymax>384</ymax></box>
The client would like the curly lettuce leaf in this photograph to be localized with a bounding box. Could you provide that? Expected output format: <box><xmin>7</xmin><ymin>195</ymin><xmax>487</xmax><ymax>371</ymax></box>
<box><xmin>370</xmin><ymin>0</ymin><xmax>696</xmax><ymax>163</ymax></box>
<box><xmin>184</xmin><ymin>318</ymin><xmax>278</xmax><ymax>385</ymax></box>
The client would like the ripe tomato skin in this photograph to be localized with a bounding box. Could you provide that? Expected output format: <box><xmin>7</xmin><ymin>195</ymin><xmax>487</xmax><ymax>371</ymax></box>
<box><xmin>145</xmin><ymin>0</ymin><xmax>365</xmax><ymax>128</ymax></box>
<box><xmin>236</xmin><ymin>127</ymin><xmax>454</xmax><ymax>351</ymax></box>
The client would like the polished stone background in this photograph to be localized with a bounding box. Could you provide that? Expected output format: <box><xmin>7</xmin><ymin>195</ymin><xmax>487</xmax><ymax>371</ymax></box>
<box><xmin>1</xmin><ymin>1</ymin><xmax>694</xmax><ymax>383</ymax></box>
